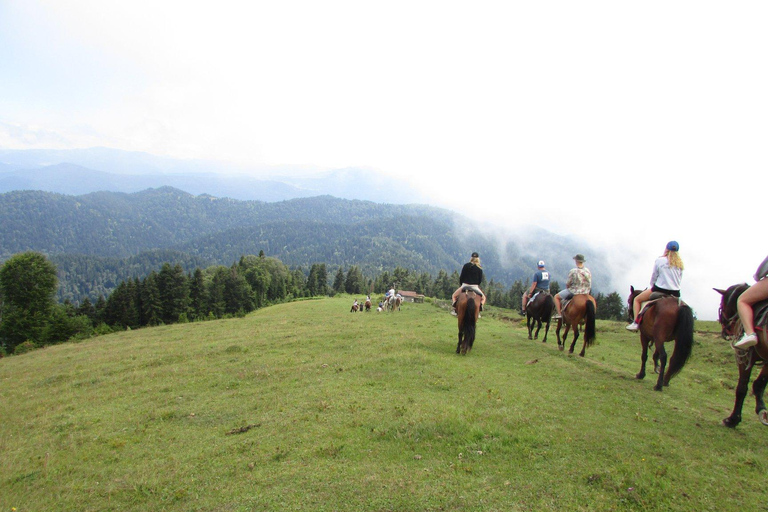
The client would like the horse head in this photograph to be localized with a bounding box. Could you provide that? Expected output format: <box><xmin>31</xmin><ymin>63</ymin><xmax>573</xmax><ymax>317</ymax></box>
<box><xmin>715</xmin><ymin>283</ymin><xmax>749</xmax><ymax>339</ymax></box>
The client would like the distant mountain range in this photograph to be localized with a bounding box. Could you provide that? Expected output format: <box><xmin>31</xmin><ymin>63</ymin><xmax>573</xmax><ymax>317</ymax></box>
<box><xmin>0</xmin><ymin>147</ymin><xmax>426</xmax><ymax>203</ymax></box>
<box><xmin>0</xmin><ymin>147</ymin><xmax>611</xmax><ymax>302</ymax></box>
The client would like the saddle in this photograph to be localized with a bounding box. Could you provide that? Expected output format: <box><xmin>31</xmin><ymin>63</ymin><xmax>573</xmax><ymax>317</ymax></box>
<box><xmin>755</xmin><ymin>298</ymin><xmax>768</xmax><ymax>332</ymax></box>
<box><xmin>636</xmin><ymin>293</ymin><xmax>687</xmax><ymax>324</ymax></box>
<box><xmin>460</xmin><ymin>285</ymin><xmax>484</xmax><ymax>297</ymax></box>
<box><xmin>526</xmin><ymin>290</ymin><xmax>548</xmax><ymax>306</ymax></box>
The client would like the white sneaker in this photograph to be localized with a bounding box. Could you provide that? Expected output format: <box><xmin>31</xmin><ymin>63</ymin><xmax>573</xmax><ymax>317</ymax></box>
<box><xmin>734</xmin><ymin>333</ymin><xmax>758</xmax><ymax>349</ymax></box>
<box><xmin>552</xmin><ymin>313</ymin><xmax>561</xmax><ymax>319</ymax></box>
<box><xmin>626</xmin><ymin>322</ymin><xmax>639</xmax><ymax>331</ymax></box>
<box><xmin>450</xmin><ymin>309</ymin><xmax>457</xmax><ymax>317</ymax></box>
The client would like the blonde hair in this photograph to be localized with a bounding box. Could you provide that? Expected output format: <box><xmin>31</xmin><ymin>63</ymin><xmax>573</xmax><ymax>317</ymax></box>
<box><xmin>471</xmin><ymin>256</ymin><xmax>482</xmax><ymax>268</ymax></box>
<box><xmin>666</xmin><ymin>250</ymin><xmax>684</xmax><ymax>270</ymax></box>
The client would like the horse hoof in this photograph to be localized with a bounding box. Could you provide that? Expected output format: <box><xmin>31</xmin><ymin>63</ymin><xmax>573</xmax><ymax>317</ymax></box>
<box><xmin>653</xmin><ymin>385</ymin><xmax>663</xmax><ymax>391</ymax></box>
<box><xmin>759</xmin><ymin>409</ymin><xmax>768</xmax><ymax>426</ymax></box>
<box><xmin>635</xmin><ymin>373</ymin><xmax>645</xmax><ymax>380</ymax></box>
<box><xmin>722</xmin><ymin>417</ymin><xmax>739</xmax><ymax>428</ymax></box>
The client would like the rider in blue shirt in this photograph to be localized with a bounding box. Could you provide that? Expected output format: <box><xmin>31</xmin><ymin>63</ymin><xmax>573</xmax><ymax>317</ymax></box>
<box><xmin>521</xmin><ymin>260</ymin><xmax>550</xmax><ymax>315</ymax></box>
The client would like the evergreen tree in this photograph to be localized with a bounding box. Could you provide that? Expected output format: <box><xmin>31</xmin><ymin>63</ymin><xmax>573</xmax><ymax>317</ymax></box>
<box><xmin>344</xmin><ymin>266</ymin><xmax>364</xmax><ymax>294</ymax></box>
<box><xmin>332</xmin><ymin>267</ymin><xmax>345</xmax><ymax>295</ymax></box>
<box><xmin>157</xmin><ymin>263</ymin><xmax>189</xmax><ymax>324</ymax></box>
<box><xmin>188</xmin><ymin>268</ymin><xmax>208</xmax><ymax>320</ymax></box>
<box><xmin>307</xmin><ymin>263</ymin><xmax>328</xmax><ymax>296</ymax></box>
<box><xmin>140</xmin><ymin>272</ymin><xmax>163</xmax><ymax>326</ymax></box>
<box><xmin>596</xmin><ymin>291</ymin><xmax>625</xmax><ymax>320</ymax></box>
<box><xmin>0</xmin><ymin>251</ymin><xmax>58</xmax><ymax>352</ymax></box>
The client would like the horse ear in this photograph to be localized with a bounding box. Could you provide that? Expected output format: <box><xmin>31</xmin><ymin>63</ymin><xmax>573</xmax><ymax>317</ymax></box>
<box><xmin>630</xmin><ymin>285</ymin><xmax>635</xmax><ymax>293</ymax></box>
<box><xmin>713</xmin><ymin>288</ymin><xmax>726</xmax><ymax>296</ymax></box>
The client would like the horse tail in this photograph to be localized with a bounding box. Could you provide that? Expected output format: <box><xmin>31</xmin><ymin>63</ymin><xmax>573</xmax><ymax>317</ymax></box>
<box><xmin>667</xmin><ymin>304</ymin><xmax>694</xmax><ymax>380</ymax></box>
<box><xmin>462</xmin><ymin>297</ymin><xmax>477</xmax><ymax>350</ymax></box>
<box><xmin>584</xmin><ymin>299</ymin><xmax>596</xmax><ymax>347</ymax></box>
<box><xmin>543</xmin><ymin>294</ymin><xmax>555</xmax><ymax>320</ymax></box>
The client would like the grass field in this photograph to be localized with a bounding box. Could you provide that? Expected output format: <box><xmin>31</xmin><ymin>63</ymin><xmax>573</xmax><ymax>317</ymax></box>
<box><xmin>1</xmin><ymin>296</ymin><xmax>766</xmax><ymax>511</ymax></box>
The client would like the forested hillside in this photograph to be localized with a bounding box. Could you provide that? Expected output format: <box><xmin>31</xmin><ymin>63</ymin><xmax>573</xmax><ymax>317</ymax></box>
<box><xmin>0</xmin><ymin>187</ymin><xmax>611</xmax><ymax>302</ymax></box>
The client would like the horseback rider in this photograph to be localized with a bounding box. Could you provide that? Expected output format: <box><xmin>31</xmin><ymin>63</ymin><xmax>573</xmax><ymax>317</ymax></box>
<box><xmin>521</xmin><ymin>260</ymin><xmax>550</xmax><ymax>316</ymax></box>
<box><xmin>451</xmin><ymin>251</ymin><xmax>486</xmax><ymax>316</ymax></box>
<box><xmin>733</xmin><ymin>253</ymin><xmax>768</xmax><ymax>349</ymax></box>
<box><xmin>553</xmin><ymin>254</ymin><xmax>591</xmax><ymax>319</ymax></box>
<box><xmin>627</xmin><ymin>241</ymin><xmax>683</xmax><ymax>331</ymax></box>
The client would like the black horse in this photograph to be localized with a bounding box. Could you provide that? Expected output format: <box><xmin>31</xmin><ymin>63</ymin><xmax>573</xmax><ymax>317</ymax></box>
<box><xmin>714</xmin><ymin>284</ymin><xmax>768</xmax><ymax>428</ymax></box>
<box><xmin>526</xmin><ymin>292</ymin><xmax>554</xmax><ymax>342</ymax></box>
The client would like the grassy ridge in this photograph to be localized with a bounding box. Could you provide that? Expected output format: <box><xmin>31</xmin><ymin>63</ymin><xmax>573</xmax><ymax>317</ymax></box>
<box><xmin>0</xmin><ymin>297</ymin><xmax>765</xmax><ymax>511</ymax></box>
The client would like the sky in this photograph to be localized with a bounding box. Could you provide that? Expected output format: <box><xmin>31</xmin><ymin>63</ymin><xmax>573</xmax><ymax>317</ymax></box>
<box><xmin>0</xmin><ymin>1</ymin><xmax>766</xmax><ymax>320</ymax></box>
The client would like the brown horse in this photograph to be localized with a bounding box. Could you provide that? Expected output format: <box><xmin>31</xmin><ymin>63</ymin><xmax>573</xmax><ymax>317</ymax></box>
<box><xmin>627</xmin><ymin>286</ymin><xmax>694</xmax><ymax>391</ymax></box>
<box><xmin>526</xmin><ymin>292</ymin><xmax>554</xmax><ymax>342</ymax></box>
<box><xmin>364</xmin><ymin>298</ymin><xmax>372</xmax><ymax>312</ymax></box>
<box><xmin>455</xmin><ymin>288</ymin><xmax>481</xmax><ymax>355</ymax></box>
<box><xmin>556</xmin><ymin>294</ymin><xmax>597</xmax><ymax>356</ymax></box>
<box><xmin>714</xmin><ymin>284</ymin><xmax>768</xmax><ymax>428</ymax></box>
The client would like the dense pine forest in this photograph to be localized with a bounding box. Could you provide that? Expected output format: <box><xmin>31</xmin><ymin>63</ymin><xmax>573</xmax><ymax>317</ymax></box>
<box><xmin>0</xmin><ymin>187</ymin><xmax>612</xmax><ymax>303</ymax></box>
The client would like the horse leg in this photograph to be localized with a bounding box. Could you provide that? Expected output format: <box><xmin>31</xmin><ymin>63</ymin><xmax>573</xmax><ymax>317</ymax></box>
<box><xmin>653</xmin><ymin>341</ymin><xmax>668</xmax><ymax>391</ymax></box>
<box><xmin>752</xmin><ymin>364</ymin><xmax>768</xmax><ymax>426</ymax></box>
<box><xmin>568</xmin><ymin>326</ymin><xmax>579</xmax><ymax>354</ymax></box>
<box><xmin>556</xmin><ymin>319</ymin><xmax>564</xmax><ymax>351</ymax></box>
<box><xmin>723</xmin><ymin>359</ymin><xmax>753</xmax><ymax>428</ymax></box>
<box><xmin>636</xmin><ymin>334</ymin><xmax>650</xmax><ymax>380</ymax></box>
<box><xmin>527</xmin><ymin>316</ymin><xmax>533</xmax><ymax>340</ymax></box>
<box><xmin>456</xmin><ymin>330</ymin><xmax>463</xmax><ymax>354</ymax></box>
<box><xmin>542</xmin><ymin>319</ymin><xmax>550</xmax><ymax>343</ymax></box>
<box><xmin>534</xmin><ymin>319</ymin><xmax>543</xmax><ymax>340</ymax></box>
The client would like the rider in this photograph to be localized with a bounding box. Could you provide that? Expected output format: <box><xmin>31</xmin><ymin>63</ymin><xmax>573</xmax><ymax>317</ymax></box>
<box><xmin>553</xmin><ymin>254</ymin><xmax>591</xmax><ymax>319</ymax></box>
<box><xmin>451</xmin><ymin>251</ymin><xmax>486</xmax><ymax>316</ymax></box>
<box><xmin>733</xmin><ymin>254</ymin><xmax>768</xmax><ymax>349</ymax></box>
<box><xmin>626</xmin><ymin>241</ymin><xmax>684</xmax><ymax>331</ymax></box>
<box><xmin>521</xmin><ymin>260</ymin><xmax>550</xmax><ymax>316</ymax></box>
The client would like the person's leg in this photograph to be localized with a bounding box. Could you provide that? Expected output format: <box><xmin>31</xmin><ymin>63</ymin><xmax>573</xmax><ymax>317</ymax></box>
<box><xmin>735</xmin><ymin>279</ymin><xmax>768</xmax><ymax>347</ymax></box>
<box><xmin>522</xmin><ymin>292</ymin><xmax>529</xmax><ymax>312</ymax></box>
<box><xmin>554</xmin><ymin>293</ymin><xmax>562</xmax><ymax>316</ymax></box>
<box><xmin>632</xmin><ymin>289</ymin><xmax>653</xmax><ymax>321</ymax></box>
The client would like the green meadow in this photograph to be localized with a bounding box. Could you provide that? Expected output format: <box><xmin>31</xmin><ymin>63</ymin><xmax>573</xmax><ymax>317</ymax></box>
<box><xmin>1</xmin><ymin>296</ymin><xmax>765</xmax><ymax>511</ymax></box>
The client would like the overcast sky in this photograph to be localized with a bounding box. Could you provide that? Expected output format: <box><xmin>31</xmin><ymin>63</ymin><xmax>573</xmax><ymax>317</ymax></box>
<box><xmin>1</xmin><ymin>1</ymin><xmax>766</xmax><ymax>320</ymax></box>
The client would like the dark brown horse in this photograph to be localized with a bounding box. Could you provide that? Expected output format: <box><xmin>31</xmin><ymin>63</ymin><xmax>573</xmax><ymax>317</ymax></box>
<box><xmin>455</xmin><ymin>288</ymin><xmax>481</xmax><ymax>355</ymax></box>
<box><xmin>714</xmin><ymin>284</ymin><xmax>768</xmax><ymax>428</ymax></box>
<box><xmin>526</xmin><ymin>292</ymin><xmax>554</xmax><ymax>342</ymax></box>
<box><xmin>556</xmin><ymin>294</ymin><xmax>596</xmax><ymax>356</ymax></box>
<box><xmin>364</xmin><ymin>298</ymin><xmax>372</xmax><ymax>312</ymax></box>
<box><xmin>627</xmin><ymin>286</ymin><xmax>694</xmax><ymax>391</ymax></box>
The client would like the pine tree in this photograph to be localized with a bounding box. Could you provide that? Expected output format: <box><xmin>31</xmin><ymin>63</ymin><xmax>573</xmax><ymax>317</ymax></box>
<box><xmin>333</xmin><ymin>267</ymin><xmax>345</xmax><ymax>295</ymax></box>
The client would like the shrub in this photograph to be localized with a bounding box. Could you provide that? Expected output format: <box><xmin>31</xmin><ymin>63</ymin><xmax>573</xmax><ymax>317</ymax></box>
<box><xmin>14</xmin><ymin>340</ymin><xmax>38</xmax><ymax>355</ymax></box>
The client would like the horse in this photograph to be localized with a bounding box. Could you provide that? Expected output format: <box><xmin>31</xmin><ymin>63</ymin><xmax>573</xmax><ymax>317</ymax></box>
<box><xmin>364</xmin><ymin>298</ymin><xmax>372</xmax><ymax>312</ymax></box>
<box><xmin>393</xmin><ymin>296</ymin><xmax>402</xmax><ymax>311</ymax></box>
<box><xmin>627</xmin><ymin>286</ymin><xmax>694</xmax><ymax>391</ymax></box>
<box><xmin>455</xmin><ymin>287</ymin><xmax>481</xmax><ymax>355</ymax></box>
<box><xmin>714</xmin><ymin>283</ymin><xmax>768</xmax><ymax>428</ymax></box>
<box><xmin>555</xmin><ymin>294</ymin><xmax>596</xmax><ymax>357</ymax></box>
<box><xmin>350</xmin><ymin>302</ymin><xmax>359</xmax><ymax>313</ymax></box>
<box><xmin>526</xmin><ymin>292</ymin><xmax>554</xmax><ymax>342</ymax></box>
